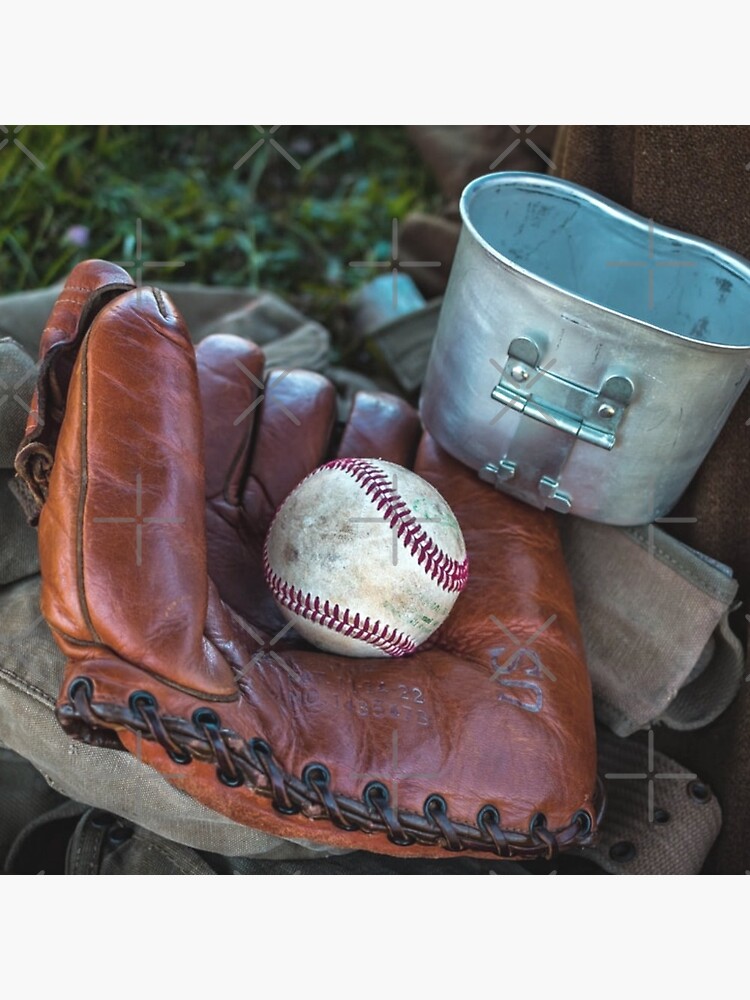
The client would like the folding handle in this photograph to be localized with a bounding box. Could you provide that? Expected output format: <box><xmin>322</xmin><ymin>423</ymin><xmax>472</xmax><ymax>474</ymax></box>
<box><xmin>490</xmin><ymin>337</ymin><xmax>634</xmax><ymax>451</ymax></box>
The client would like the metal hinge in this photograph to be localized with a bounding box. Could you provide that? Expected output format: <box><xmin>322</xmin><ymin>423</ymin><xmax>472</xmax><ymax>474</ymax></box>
<box><xmin>491</xmin><ymin>337</ymin><xmax>634</xmax><ymax>451</ymax></box>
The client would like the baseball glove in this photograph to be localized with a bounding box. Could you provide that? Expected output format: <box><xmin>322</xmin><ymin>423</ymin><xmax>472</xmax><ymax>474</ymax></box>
<box><xmin>15</xmin><ymin>260</ymin><xmax>602</xmax><ymax>860</ymax></box>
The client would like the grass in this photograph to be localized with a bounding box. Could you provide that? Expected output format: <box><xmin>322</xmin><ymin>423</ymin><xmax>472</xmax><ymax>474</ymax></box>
<box><xmin>0</xmin><ymin>126</ymin><xmax>439</xmax><ymax>340</ymax></box>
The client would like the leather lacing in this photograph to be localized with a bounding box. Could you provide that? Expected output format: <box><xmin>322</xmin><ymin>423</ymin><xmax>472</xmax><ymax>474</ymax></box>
<box><xmin>60</xmin><ymin>679</ymin><xmax>604</xmax><ymax>859</ymax></box>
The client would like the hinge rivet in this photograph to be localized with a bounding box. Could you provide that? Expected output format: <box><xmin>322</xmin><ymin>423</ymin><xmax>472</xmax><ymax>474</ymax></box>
<box><xmin>510</xmin><ymin>364</ymin><xmax>529</xmax><ymax>383</ymax></box>
<box><xmin>597</xmin><ymin>403</ymin><xmax>616</xmax><ymax>419</ymax></box>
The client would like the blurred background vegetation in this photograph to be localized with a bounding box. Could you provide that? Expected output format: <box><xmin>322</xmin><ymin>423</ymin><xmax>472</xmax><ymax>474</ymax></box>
<box><xmin>0</xmin><ymin>126</ymin><xmax>439</xmax><ymax>329</ymax></box>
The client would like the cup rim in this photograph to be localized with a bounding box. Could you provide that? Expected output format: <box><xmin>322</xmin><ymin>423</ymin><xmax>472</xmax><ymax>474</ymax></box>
<box><xmin>459</xmin><ymin>171</ymin><xmax>750</xmax><ymax>353</ymax></box>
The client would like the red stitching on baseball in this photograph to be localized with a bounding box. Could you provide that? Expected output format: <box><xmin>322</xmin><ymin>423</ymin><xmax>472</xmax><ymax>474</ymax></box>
<box><xmin>263</xmin><ymin>549</ymin><xmax>416</xmax><ymax>657</ymax></box>
<box><xmin>263</xmin><ymin>459</ymin><xmax>468</xmax><ymax>656</ymax></box>
<box><xmin>323</xmin><ymin>458</ymin><xmax>468</xmax><ymax>594</ymax></box>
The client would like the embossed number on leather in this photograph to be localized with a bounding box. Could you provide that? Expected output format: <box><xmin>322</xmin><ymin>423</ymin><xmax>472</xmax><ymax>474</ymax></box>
<box><xmin>300</xmin><ymin>671</ymin><xmax>430</xmax><ymax>726</ymax></box>
<box><xmin>489</xmin><ymin>646</ymin><xmax>544</xmax><ymax>714</ymax></box>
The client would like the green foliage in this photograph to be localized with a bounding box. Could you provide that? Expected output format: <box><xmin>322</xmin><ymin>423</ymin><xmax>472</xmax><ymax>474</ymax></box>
<box><xmin>0</xmin><ymin>126</ymin><xmax>438</xmax><ymax>331</ymax></box>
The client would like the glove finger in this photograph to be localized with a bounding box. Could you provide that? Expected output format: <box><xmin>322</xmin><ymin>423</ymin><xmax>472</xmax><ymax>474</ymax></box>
<box><xmin>14</xmin><ymin>260</ymin><xmax>135</xmax><ymax>522</ymax></box>
<box><xmin>201</xmin><ymin>358</ymin><xmax>335</xmax><ymax>632</ymax></box>
<box><xmin>196</xmin><ymin>334</ymin><xmax>265</xmax><ymax>502</ymax></box>
<box><xmin>37</xmin><ymin>259</ymin><xmax>134</xmax><ymax>361</ymax></box>
<box><xmin>414</xmin><ymin>432</ymin><xmax>585</xmax><ymax>671</ymax></box>
<box><xmin>204</xmin><ymin>367</ymin><xmax>336</xmax><ymax>631</ymax></box>
<box><xmin>243</xmin><ymin>367</ymin><xmax>337</xmax><ymax>517</ymax></box>
<box><xmin>411</xmin><ymin>433</ymin><xmax>598</xmax><ymax>838</ymax></box>
<box><xmin>335</xmin><ymin>390</ymin><xmax>421</xmax><ymax>466</ymax></box>
<box><xmin>39</xmin><ymin>286</ymin><xmax>237</xmax><ymax>699</ymax></box>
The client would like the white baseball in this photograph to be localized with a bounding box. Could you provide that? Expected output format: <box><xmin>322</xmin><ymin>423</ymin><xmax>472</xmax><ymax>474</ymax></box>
<box><xmin>263</xmin><ymin>458</ymin><xmax>469</xmax><ymax>657</ymax></box>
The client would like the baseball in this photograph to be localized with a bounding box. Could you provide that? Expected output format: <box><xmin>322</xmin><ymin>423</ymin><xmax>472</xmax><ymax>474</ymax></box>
<box><xmin>263</xmin><ymin>458</ymin><xmax>469</xmax><ymax>657</ymax></box>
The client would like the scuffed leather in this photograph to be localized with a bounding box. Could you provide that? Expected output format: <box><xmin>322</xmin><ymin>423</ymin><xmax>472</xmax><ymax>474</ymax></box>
<box><xmin>25</xmin><ymin>263</ymin><xmax>600</xmax><ymax>859</ymax></box>
<box><xmin>14</xmin><ymin>260</ymin><xmax>134</xmax><ymax>520</ymax></box>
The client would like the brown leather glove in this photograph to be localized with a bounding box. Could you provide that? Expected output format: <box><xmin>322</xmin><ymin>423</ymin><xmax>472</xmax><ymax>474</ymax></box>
<box><xmin>15</xmin><ymin>261</ymin><xmax>602</xmax><ymax>860</ymax></box>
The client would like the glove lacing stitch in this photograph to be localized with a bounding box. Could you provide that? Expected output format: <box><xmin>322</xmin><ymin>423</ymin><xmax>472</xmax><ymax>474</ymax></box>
<box><xmin>60</xmin><ymin>679</ymin><xmax>602</xmax><ymax>859</ymax></box>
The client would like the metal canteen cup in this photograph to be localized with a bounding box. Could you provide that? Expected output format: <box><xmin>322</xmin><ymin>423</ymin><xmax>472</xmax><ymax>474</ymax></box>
<box><xmin>420</xmin><ymin>171</ymin><xmax>750</xmax><ymax>525</ymax></box>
